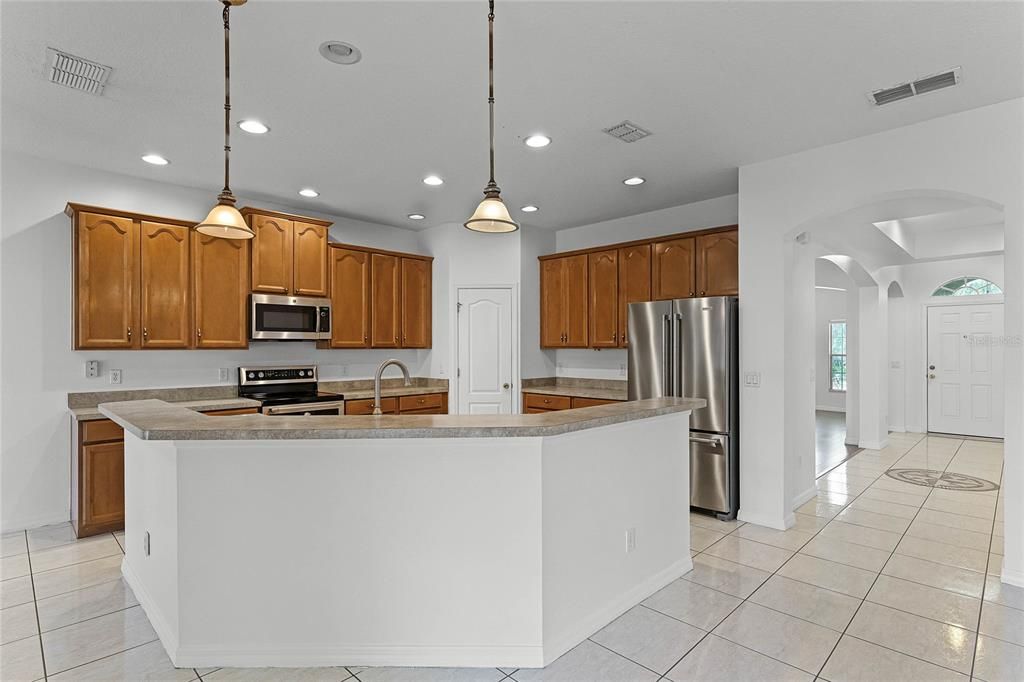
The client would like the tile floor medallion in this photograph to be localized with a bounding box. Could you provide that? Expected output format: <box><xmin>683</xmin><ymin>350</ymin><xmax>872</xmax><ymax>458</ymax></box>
<box><xmin>1</xmin><ymin>433</ymin><xmax>1018</xmax><ymax>681</ymax></box>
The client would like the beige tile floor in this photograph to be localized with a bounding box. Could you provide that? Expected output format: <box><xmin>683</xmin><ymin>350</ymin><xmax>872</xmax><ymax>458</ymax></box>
<box><xmin>1</xmin><ymin>433</ymin><xmax>1019</xmax><ymax>681</ymax></box>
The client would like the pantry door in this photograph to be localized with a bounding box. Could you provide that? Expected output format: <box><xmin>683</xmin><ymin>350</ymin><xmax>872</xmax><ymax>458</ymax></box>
<box><xmin>457</xmin><ymin>288</ymin><xmax>514</xmax><ymax>415</ymax></box>
<box><xmin>927</xmin><ymin>303</ymin><xmax>1004</xmax><ymax>438</ymax></box>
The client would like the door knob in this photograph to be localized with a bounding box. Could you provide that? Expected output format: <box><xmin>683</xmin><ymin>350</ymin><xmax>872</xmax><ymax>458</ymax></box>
<box><xmin>503</xmin><ymin>383</ymin><xmax>510</xmax><ymax>389</ymax></box>
<box><xmin>928</xmin><ymin>373</ymin><xmax>936</xmax><ymax>379</ymax></box>
<box><xmin>928</xmin><ymin>365</ymin><xmax>935</xmax><ymax>370</ymax></box>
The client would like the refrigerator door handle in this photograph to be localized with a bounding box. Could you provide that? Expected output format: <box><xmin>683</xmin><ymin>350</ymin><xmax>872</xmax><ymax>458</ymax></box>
<box><xmin>662</xmin><ymin>314</ymin><xmax>672</xmax><ymax>392</ymax></box>
<box><xmin>672</xmin><ymin>313</ymin><xmax>683</xmax><ymax>397</ymax></box>
<box><xmin>689</xmin><ymin>435</ymin><xmax>721</xmax><ymax>446</ymax></box>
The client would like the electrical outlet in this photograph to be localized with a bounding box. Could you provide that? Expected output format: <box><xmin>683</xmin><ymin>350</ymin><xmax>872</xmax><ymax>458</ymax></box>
<box><xmin>144</xmin><ymin>531</ymin><xmax>151</xmax><ymax>556</ymax></box>
<box><xmin>619</xmin><ymin>364</ymin><xmax>626</xmax><ymax>377</ymax></box>
<box><xmin>85</xmin><ymin>360</ymin><xmax>100</xmax><ymax>378</ymax></box>
<box><xmin>219</xmin><ymin>368</ymin><xmax>231</xmax><ymax>382</ymax></box>
<box><xmin>109</xmin><ymin>369</ymin><xmax>122</xmax><ymax>385</ymax></box>
<box><xmin>743</xmin><ymin>371</ymin><xmax>760</xmax><ymax>388</ymax></box>
<box><xmin>625</xmin><ymin>527</ymin><xmax>637</xmax><ymax>553</ymax></box>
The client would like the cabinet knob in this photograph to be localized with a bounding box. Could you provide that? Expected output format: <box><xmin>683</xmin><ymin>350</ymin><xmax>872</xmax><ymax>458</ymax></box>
<box><xmin>689</xmin><ymin>291</ymin><xmax>695</xmax><ymax>297</ymax></box>
<box><xmin>543</xmin><ymin>398</ymin><xmax>551</xmax><ymax>404</ymax></box>
<box><xmin>127</xmin><ymin>326</ymin><xmax>132</xmax><ymax>340</ymax></box>
<box><xmin>700</xmin><ymin>291</ymin><xmax>706</xmax><ymax>296</ymax></box>
<box><xmin>143</xmin><ymin>327</ymin><xmax>149</xmax><ymax>339</ymax></box>
<box><xmin>197</xmin><ymin>328</ymin><xmax>202</xmax><ymax>340</ymax></box>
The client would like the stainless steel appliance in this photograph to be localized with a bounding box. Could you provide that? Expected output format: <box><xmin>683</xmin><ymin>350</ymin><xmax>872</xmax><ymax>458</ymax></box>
<box><xmin>627</xmin><ymin>296</ymin><xmax>739</xmax><ymax>519</ymax></box>
<box><xmin>250</xmin><ymin>294</ymin><xmax>331</xmax><ymax>341</ymax></box>
<box><xmin>238</xmin><ymin>365</ymin><xmax>345</xmax><ymax>415</ymax></box>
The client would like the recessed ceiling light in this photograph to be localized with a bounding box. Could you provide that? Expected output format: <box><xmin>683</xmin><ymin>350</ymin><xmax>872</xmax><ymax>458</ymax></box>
<box><xmin>521</xmin><ymin>205</ymin><xmax>539</xmax><ymax>212</ymax></box>
<box><xmin>141</xmin><ymin>154</ymin><xmax>169</xmax><ymax>166</ymax></box>
<box><xmin>623</xmin><ymin>176</ymin><xmax>645</xmax><ymax>186</ymax></box>
<box><xmin>298</xmin><ymin>188</ymin><xmax>319</xmax><ymax>198</ymax></box>
<box><xmin>524</xmin><ymin>134</ymin><xmax>551</xmax><ymax>148</ymax></box>
<box><xmin>237</xmin><ymin>119</ymin><xmax>269</xmax><ymax>134</ymax></box>
<box><xmin>423</xmin><ymin>175</ymin><xmax>444</xmax><ymax>186</ymax></box>
<box><xmin>319</xmin><ymin>41</ymin><xmax>362</xmax><ymax>65</ymax></box>
<box><xmin>407</xmin><ymin>213</ymin><xmax>425</xmax><ymax>220</ymax></box>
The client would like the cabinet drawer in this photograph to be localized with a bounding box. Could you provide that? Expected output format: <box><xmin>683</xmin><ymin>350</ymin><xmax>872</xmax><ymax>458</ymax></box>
<box><xmin>523</xmin><ymin>393</ymin><xmax>571</xmax><ymax>411</ymax></box>
<box><xmin>81</xmin><ymin>419</ymin><xmax>124</xmax><ymax>444</ymax></box>
<box><xmin>203</xmin><ymin>407</ymin><xmax>259</xmax><ymax>416</ymax></box>
<box><xmin>571</xmin><ymin>397</ymin><xmax>619</xmax><ymax>409</ymax></box>
<box><xmin>524</xmin><ymin>407</ymin><xmax>556</xmax><ymax>414</ymax></box>
<box><xmin>399</xmin><ymin>393</ymin><xmax>443</xmax><ymax>412</ymax></box>
<box><xmin>345</xmin><ymin>397</ymin><xmax>397</xmax><ymax>415</ymax></box>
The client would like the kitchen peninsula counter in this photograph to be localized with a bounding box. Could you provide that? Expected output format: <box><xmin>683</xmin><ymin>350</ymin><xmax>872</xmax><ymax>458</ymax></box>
<box><xmin>115</xmin><ymin>395</ymin><xmax>700</xmax><ymax>671</ymax></box>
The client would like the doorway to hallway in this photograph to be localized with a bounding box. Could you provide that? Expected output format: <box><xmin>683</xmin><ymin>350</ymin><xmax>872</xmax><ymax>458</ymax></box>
<box><xmin>815</xmin><ymin>410</ymin><xmax>860</xmax><ymax>476</ymax></box>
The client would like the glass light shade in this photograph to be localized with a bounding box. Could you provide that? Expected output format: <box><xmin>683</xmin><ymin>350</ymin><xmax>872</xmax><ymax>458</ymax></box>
<box><xmin>464</xmin><ymin>195</ymin><xmax>519</xmax><ymax>233</ymax></box>
<box><xmin>195</xmin><ymin>203</ymin><xmax>254</xmax><ymax>239</ymax></box>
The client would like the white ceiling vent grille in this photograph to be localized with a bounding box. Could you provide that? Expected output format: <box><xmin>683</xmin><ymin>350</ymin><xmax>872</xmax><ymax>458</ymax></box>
<box><xmin>46</xmin><ymin>48</ymin><xmax>112</xmax><ymax>95</ymax></box>
<box><xmin>602</xmin><ymin>120</ymin><xmax>652</xmax><ymax>143</ymax></box>
<box><xmin>868</xmin><ymin>67</ymin><xmax>961</xmax><ymax>106</ymax></box>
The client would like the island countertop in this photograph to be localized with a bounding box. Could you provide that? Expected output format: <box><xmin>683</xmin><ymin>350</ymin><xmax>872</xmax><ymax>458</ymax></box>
<box><xmin>99</xmin><ymin>397</ymin><xmax>705</xmax><ymax>441</ymax></box>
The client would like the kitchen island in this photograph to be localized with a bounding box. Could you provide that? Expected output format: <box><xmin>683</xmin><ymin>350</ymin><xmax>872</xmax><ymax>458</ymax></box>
<box><xmin>100</xmin><ymin>397</ymin><xmax>703</xmax><ymax>670</ymax></box>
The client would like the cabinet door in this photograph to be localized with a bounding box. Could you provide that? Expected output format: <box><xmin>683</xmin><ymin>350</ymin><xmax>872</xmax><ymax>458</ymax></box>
<box><xmin>588</xmin><ymin>250</ymin><xmax>618</xmax><ymax>348</ymax></box>
<box><xmin>564</xmin><ymin>254</ymin><xmax>589</xmax><ymax>347</ymax></box>
<box><xmin>250</xmin><ymin>214</ymin><xmax>293</xmax><ymax>294</ymax></box>
<box><xmin>370</xmin><ymin>253</ymin><xmax>401</xmax><ymax>348</ymax></box>
<box><xmin>329</xmin><ymin>247</ymin><xmax>371</xmax><ymax>348</ymax></box>
<box><xmin>75</xmin><ymin>212</ymin><xmax>137</xmax><ymax>349</ymax></box>
<box><xmin>81</xmin><ymin>441</ymin><xmax>124</xmax><ymax>531</ymax></box>
<box><xmin>652</xmin><ymin>237</ymin><xmax>696</xmax><ymax>300</ymax></box>
<box><xmin>539</xmin><ymin>258</ymin><xmax>566</xmax><ymax>347</ymax></box>
<box><xmin>696</xmin><ymin>229</ymin><xmax>739</xmax><ymax>297</ymax></box>
<box><xmin>140</xmin><ymin>221</ymin><xmax>191</xmax><ymax>349</ymax></box>
<box><xmin>400</xmin><ymin>257</ymin><xmax>431</xmax><ymax>348</ymax></box>
<box><xmin>293</xmin><ymin>222</ymin><xmax>329</xmax><ymax>297</ymax></box>
<box><xmin>193</xmin><ymin>233</ymin><xmax>249</xmax><ymax>349</ymax></box>
<box><xmin>617</xmin><ymin>243</ymin><xmax>651</xmax><ymax>346</ymax></box>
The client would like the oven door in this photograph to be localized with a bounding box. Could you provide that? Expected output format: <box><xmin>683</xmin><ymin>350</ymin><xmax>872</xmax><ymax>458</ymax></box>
<box><xmin>251</xmin><ymin>294</ymin><xmax>330</xmax><ymax>341</ymax></box>
<box><xmin>262</xmin><ymin>401</ymin><xmax>345</xmax><ymax>416</ymax></box>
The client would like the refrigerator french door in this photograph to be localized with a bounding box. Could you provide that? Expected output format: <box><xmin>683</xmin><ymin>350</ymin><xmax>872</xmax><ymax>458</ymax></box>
<box><xmin>627</xmin><ymin>297</ymin><xmax>739</xmax><ymax>519</ymax></box>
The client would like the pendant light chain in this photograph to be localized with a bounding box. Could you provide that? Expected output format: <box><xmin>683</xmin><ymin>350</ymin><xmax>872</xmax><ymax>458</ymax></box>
<box><xmin>220</xmin><ymin>0</ymin><xmax>235</xmax><ymax>204</ymax></box>
<box><xmin>487</xmin><ymin>0</ymin><xmax>496</xmax><ymax>189</ymax></box>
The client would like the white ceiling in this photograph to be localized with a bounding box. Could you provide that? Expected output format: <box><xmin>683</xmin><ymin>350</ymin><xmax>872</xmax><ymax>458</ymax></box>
<box><xmin>3</xmin><ymin>1</ymin><xmax>1022</xmax><ymax>231</ymax></box>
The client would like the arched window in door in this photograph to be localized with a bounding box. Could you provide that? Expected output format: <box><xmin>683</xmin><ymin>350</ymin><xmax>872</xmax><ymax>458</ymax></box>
<box><xmin>931</xmin><ymin>277</ymin><xmax>1002</xmax><ymax>297</ymax></box>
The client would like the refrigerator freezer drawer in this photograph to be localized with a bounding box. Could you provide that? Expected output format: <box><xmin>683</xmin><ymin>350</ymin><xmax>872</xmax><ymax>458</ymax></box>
<box><xmin>690</xmin><ymin>433</ymin><xmax>730</xmax><ymax>513</ymax></box>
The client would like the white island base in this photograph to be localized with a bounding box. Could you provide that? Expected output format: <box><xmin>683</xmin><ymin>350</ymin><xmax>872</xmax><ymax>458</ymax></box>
<box><xmin>118</xmin><ymin>408</ymin><xmax>693</xmax><ymax>669</ymax></box>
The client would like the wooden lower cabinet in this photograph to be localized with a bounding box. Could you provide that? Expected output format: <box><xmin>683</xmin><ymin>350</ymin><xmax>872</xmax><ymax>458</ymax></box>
<box><xmin>522</xmin><ymin>392</ymin><xmax>622</xmax><ymax>413</ymax></box>
<box><xmin>204</xmin><ymin>407</ymin><xmax>260</xmax><ymax>416</ymax></box>
<box><xmin>344</xmin><ymin>393</ymin><xmax>447</xmax><ymax>415</ymax></box>
<box><xmin>74</xmin><ymin>419</ymin><xmax>125</xmax><ymax>538</ymax></box>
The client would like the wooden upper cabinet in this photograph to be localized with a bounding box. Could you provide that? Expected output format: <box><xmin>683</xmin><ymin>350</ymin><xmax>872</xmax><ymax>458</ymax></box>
<box><xmin>540</xmin><ymin>254</ymin><xmax>588</xmax><ymax>348</ymax></box>
<box><xmin>652</xmin><ymin>237</ymin><xmax>696</xmax><ymax>300</ymax></box>
<box><xmin>588</xmin><ymin>250</ymin><xmax>618</xmax><ymax>348</ymax></box>
<box><xmin>328</xmin><ymin>247</ymin><xmax>371</xmax><ymax>348</ymax></box>
<box><xmin>370</xmin><ymin>253</ymin><xmax>401</xmax><ymax>348</ymax></box>
<box><xmin>564</xmin><ymin>255</ymin><xmax>588</xmax><ymax>346</ymax></box>
<box><xmin>293</xmin><ymin>222</ymin><xmax>329</xmax><ymax>297</ymax></box>
<box><xmin>696</xmin><ymin>229</ymin><xmax>739</xmax><ymax>297</ymax></box>
<box><xmin>193</xmin><ymin>233</ymin><xmax>249</xmax><ymax>349</ymax></box>
<box><xmin>401</xmin><ymin>257</ymin><xmax>431</xmax><ymax>348</ymax></box>
<box><xmin>139</xmin><ymin>221</ymin><xmax>191</xmax><ymax>349</ymax></box>
<box><xmin>75</xmin><ymin>212</ymin><xmax>137</xmax><ymax>349</ymax></box>
<box><xmin>250</xmin><ymin>214</ymin><xmax>293</xmax><ymax>294</ymax></box>
<box><xmin>617</xmin><ymin>243</ymin><xmax>651</xmax><ymax>347</ymax></box>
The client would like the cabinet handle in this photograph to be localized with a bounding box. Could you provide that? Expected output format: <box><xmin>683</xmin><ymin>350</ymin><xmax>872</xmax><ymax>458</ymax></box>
<box><xmin>418</xmin><ymin>398</ymin><xmax>425</xmax><ymax>404</ymax></box>
<box><xmin>197</xmin><ymin>328</ymin><xmax>202</xmax><ymax>341</ymax></box>
<box><xmin>143</xmin><ymin>327</ymin><xmax>149</xmax><ymax>339</ymax></box>
<box><xmin>543</xmin><ymin>398</ymin><xmax>551</xmax><ymax>404</ymax></box>
<box><xmin>612</xmin><ymin>332</ymin><xmax>617</xmax><ymax>342</ymax></box>
<box><xmin>127</xmin><ymin>326</ymin><xmax>132</xmax><ymax>340</ymax></box>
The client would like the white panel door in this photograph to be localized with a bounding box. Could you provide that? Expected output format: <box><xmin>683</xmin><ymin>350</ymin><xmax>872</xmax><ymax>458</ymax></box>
<box><xmin>927</xmin><ymin>303</ymin><xmax>1004</xmax><ymax>437</ymax></box>
<box><xmin>457</xmin><ymin>288</ymin><xmax>513</xmax><ymax>415</ymax></box>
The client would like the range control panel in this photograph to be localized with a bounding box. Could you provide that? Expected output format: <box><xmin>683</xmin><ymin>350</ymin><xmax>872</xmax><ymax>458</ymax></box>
<box><xmin>238</xmin><ymin>366</ymin><xmax>318</xmax><ymax>385</ymax></box>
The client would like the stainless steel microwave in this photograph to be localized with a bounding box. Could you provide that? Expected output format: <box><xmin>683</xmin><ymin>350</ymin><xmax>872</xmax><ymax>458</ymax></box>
<box><xmin>250</xmin><ymin>294</ymin><xmax>331</xmax><ymax>341</ymax></box>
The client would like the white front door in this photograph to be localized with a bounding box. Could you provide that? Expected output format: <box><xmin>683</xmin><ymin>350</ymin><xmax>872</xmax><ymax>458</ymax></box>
<box><xmin>457</xmin><ymin>288</ymin><xmax>514</xmax><ymax>414</ymax></box>
<box><xmin>927</xmin><ymin>303</ymin><xmax>1004</xmax><ymax>437</ymax></box>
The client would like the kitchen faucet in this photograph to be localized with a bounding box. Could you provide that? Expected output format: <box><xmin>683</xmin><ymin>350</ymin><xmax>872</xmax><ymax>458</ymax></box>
<box><xmin>372</xmin><ymin>359</ymin><xmax>412</xmax><ymax>415</ymax></box>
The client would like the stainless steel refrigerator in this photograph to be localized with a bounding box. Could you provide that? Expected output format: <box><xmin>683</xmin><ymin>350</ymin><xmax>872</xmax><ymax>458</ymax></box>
<box><xmin>627</xmin><ymin>296</ymin><xmax>739</xmax><ymax>519</ymax></box>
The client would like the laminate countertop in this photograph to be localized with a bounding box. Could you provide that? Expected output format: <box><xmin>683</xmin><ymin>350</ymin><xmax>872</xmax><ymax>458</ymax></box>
<box><xmin>99</xmin><ymin>397</ymin><xmax>705</xmax><ymax>441</ymax></box>
<box><xmin>521</xmin><ymin>385</ymin><xmax>629</xmax><ymax>401</ymax></box>
<box><xmin>71</xmin><ymin>398</ymin><xmax>262</xmax><ymax>422</ymax></box>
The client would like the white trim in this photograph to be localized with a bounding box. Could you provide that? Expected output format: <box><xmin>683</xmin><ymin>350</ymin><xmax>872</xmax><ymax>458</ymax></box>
<box><xmin>791</xmin><ymin>486</ymin><xmax>818</xmax><ymax>511</ymax></box>
<box><xmin>452</xmin><ymin>284</ymin><xmax>520</xmax><ymax>415</ymax></box>
<box><xmin>1000</xmin><ymin>568</ymin><xmax>1024</xmax><ymax>590</ymax></box>
<box><xmin>858</xmin><ymin>438</ymin><xmax>889</xmax><ymax>451</ymax></box>
<box><xmin>737</xmin><ymin>508</ymin><xmax>789</xmax><ymax>531</ymax></box>
<box><xmin>122</xmin><ymin>557</ymin><xmax>180</xmax><ymax>662</ymax></box>
<box><xmin>1</xmin><ymin>511</ymin><xmax>71</xmax><ymax>534</ymax></box>
<box><xmin>815</xmin><ymin>405</ymin><xmax>846</xmax><ymax>413</ymax></box>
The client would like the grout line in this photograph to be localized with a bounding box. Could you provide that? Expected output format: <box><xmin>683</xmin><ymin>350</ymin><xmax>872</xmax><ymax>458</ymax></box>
<box><xmin>37</xmin><ymin>604</ymin><xmax>142</xmax><ymax>636</ymax></box>
<box><xmin>41</xmin><ymin>638</ymin><xmax>159</xmax><ymax>680</ymax></box>
<box><xmin>587</xmin><ymin>636</ymin><xmax>669</xmax><ymax>677</ymax></box>
<box><xmin>23</xmin><ymin>530</ymin><xmax>48</xmax><ymax>681</ymax></box>
<box><xmin>969</xmin><ymin>461</ymin><xmax>1004</xmax><ymax>679</ymax></box>
<box><xmin>33</xmin><ymin>577</ymin><xmax>127</xmax><ymax>605</ymax></box>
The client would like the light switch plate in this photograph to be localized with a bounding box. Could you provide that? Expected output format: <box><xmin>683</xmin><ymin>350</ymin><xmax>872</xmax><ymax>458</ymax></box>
<box><xmin>743</xmin><ymin>372</ymin><xmax>761</xmax><ymax>387</ymax></box>
<box><xmin>85</xmin><ymin>360</ymin><xmax>100</xmax><ymax>378</ymax></box>
<box><xmin>219</xmin><ymin>368</ymin><xmax>231</xmax><ymax>382</ymax></box>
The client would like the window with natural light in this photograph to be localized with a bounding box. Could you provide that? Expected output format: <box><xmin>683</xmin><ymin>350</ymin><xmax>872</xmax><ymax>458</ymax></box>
<box><xmin>829</xmin><ymin>320</ymin><xmax>847</xmax><ymax>392</ymax></box>
<box><xmin>931</xmin><ymin>277</ymin><xmax>1002</xmax><ymax>297</ymax></box>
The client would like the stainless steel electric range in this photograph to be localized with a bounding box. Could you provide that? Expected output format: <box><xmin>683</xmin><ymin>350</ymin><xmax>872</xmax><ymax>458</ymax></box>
<box><xmin>237</xmin><ymin>365</ymin><xmax>345</xmax><ymax>416</ymax></box>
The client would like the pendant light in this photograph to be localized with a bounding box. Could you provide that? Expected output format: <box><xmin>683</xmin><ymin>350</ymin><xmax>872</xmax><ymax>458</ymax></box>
<box><xmin>464</xmin><ymin>0</ymin><xmax>519</xmax><ymax>233</ymax></box>
<box><xmin>196</xmin><ymin>0</ymin><xmax>254</xmax><ymax>239</ymax></box>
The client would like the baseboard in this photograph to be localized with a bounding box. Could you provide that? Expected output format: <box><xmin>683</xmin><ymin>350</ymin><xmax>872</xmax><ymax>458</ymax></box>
<box><xmin>737</xmin><ymin>509</ymin><xmax>788</xmax><ymax>531</ymax></box>
<box><xmin>121</xmin><ymin>558</ymin><xmax>180</xmax><ymax>661</ymax></box>
<box><xmin>1000</xmin><ymin>567</ymin><xmax>1024</xmax><ymax>589</ymax></box>
<box><xmin>1</xmin><ymin>511</ymin><xmax>70</xmax><ymax>534</ymax></box>
<box><xmin>792</xmin><ymin>486</ymin><xmax>818</xmax><ymax>511</ymax></box>
<box><xmin>815</xmin><ymin>405</ymin><xmax>846</xmax><ymax>413</ymax></box>
<box><xmin>541</xmin><ymin>555</ymin><xmax>694</xmax><ymax>667</ymax></box>
<box><xmin>858</xmin><ymin>438</ymin><xmax>889</xmax><ymax>451</ymax></box>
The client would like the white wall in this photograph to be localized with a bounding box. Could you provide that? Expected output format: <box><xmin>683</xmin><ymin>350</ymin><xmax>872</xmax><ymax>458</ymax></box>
<box><xmin>738</xmin><ymin>97</ymin><xmax>1022</xmax><ymax>591</ymax></box>
<box><xmin>0</xmin><ymin>150</ymin><xmax>430</xmax><ymax>531</ymax></box>
<box><xmin>549</xmin><ymin>194</ymin><xmax>739</xmax><ymax>378</ymax></box>
<box><xmin>815</xmin><ymin>289</ymin><xmax>847</xmax><ymax>412</ymax></box>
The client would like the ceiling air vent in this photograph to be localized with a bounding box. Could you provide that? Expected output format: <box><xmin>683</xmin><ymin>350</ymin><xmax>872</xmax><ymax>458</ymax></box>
<box><xmin>602</xmin><ymin>120</ymin><xmax>652</xmax><ymax>143</ymax></box>
<box><xmin>46</xmin><ymin>48</ymin><xmax>112</xmax><ymax>95</ymax></box>
<box><xmin>868</xmin><ymin>67</ymin><xmax>961</xmax><ymax>106</ymax></box>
